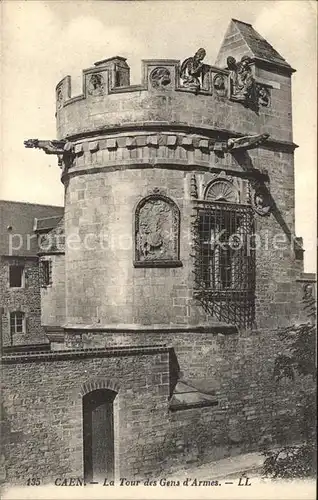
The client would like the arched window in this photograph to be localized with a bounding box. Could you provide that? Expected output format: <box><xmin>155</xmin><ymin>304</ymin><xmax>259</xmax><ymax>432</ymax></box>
<box><xmin>194</xmin><ymin>178</ymin><xmax>255</xmax><ymax>328</ymax></box>
<box><xmin>134</xmin><ymin>194</ymin><xmax>181</xmax><ymax>267</ymax></box>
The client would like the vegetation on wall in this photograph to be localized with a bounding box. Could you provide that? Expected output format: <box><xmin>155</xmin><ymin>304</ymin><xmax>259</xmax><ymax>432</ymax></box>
<box><xmin>262</xmin><ymin>288</ymin><xmax>316</xmax><ymax>479</ymax></box>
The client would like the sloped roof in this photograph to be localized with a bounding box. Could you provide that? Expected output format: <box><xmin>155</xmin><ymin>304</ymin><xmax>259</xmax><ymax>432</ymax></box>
<box><xmin>215</xmin><ymin>19</ymin><xmax>294</xmax><ymax>71</ymax></box>
<box><xmin>34</xmin><ymin>215</ymin><xmax>63</xmax><ymax>233</ymax></box>
<box><xmin>0</xmin><ymin>200</ymin><xmax>64</xmax><ymax>256</ymax></box>
<box><xmin>38</xmin><ymin>217</ymin><xmax>65</xmax><ymax>254</ymax></box>
<box><xmin>169</xmin><ymin>379</ymin><xmax>219</xmax><ymax>411</ymax></box>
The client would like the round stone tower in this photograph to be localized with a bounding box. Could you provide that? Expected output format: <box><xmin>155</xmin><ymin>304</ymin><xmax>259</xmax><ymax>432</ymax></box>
<box><xmin>57</xmin><ymin>56</ymin><xmax>217</xmax><ymax>328</ymax></box>
<box><xmin>55</xmin><ymin>50</ymin><xmax>300</xmax><ymax>334</ymax></box>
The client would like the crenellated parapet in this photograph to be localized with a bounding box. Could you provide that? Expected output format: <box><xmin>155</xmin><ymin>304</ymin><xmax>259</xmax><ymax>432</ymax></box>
<box><xmin>55</xmin><ymin>56</ymin><xmax>230</xmax><ymax>110</ymax></box>
<box><xmin>56</xmin><ymin>55</ymin><xmax>284</xmax><ymax>142</ymax></box>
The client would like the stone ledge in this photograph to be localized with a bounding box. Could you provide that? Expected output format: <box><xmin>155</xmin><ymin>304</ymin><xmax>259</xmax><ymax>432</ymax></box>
<box><xmin>296</xmin><ymin>272</ymin><xmax>316</xmax><ymax>282</ymax></box>
<box><xmin>62</xmin><ymin>323</ymin><xmax>238</xmax><ymax>334</ymax></box>
<box><xmin>64</xmin><ymin>160</ymin><xmax>272</xmax><ymax>182</ymax></box>
<box><xmin>169</xmin><ymin>400</ymin><xmax>218</xmax><ymax>411</ymax></box>
<box><xmin>134</xmin><ymin>260</ymin><xmax>183</xmax><ymax>268</ymax></box>
<box><xmin>1</xmin><ymin>344</ymin><xmax>170</xmax><ymax>364</ymax></box>
<box><xmin>1</xmin><ymin>343</ymin><xmax>50</xmax><ymax>355</ymax></box>
<box><xmin>64</xmin><ymin>122</ymin><xmax>298</xmax><ymax>152</ymax></box>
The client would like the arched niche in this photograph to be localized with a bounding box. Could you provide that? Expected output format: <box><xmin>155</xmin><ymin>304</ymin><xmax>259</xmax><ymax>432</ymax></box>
<box><xmin>134</xmin><ymin>194</ymin><xmax>182</xmax><ymax>267</ymax></box>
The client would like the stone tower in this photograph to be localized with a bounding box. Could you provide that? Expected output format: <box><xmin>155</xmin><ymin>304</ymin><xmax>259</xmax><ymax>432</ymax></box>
<box><xmin>51</xmin><ymin>23</ymin><xmax>305</xmax><ymax>337</ymax></box>
<box><xmin>2</xmin><ymin>20</ymin><xmax>315</xmax><ymax>485</ymax></box>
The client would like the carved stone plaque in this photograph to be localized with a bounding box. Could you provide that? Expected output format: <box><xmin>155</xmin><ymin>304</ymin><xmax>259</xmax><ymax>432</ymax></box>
<box><xmin>134</xmin><ymin>195</ymin><xmax>181</xmax><ymax>267</ymax></box>
<box><xmin>213</xmin><ymin>74</ymin><xmax>227</xmax><ymax>97</ymax></box>
<box><xmin>87</xmin><ymin>73</ymin><xmax>105</xmax><ymax>96</ymax></box>
<box><xmin>149</xmin><ymin>67</ymin><xmax>172</xmax><ymax>89</ymax></box>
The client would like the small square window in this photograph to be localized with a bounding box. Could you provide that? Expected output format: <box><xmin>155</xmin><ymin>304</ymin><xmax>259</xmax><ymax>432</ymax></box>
<box><xmin>40</xmin><ymin>260</ymin><xmax>52</xmax><ymax>287</ymax></box>
<box><xmin>9</xmin><ymin>266</ymin><xmax>24</xmax><ymax>287</ymax></box>
<box><xmin>10</xmin><ymin>311</ymin><xmax>25</xmax><ymax>335</ymax></box>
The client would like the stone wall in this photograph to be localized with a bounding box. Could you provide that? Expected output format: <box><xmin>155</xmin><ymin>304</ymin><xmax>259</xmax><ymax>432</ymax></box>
<box><xmin>0</xmin><ymin>256</ymin><xmax>47</xmax><ymax>346</ymax></box>
<box><xmin>80</xmin><ymin>326</ymin><xmax>314</xmax><ymax>466</ymax></box>
<box><xmin>40</xmin><ymin>254</ymin><xmax>65</xmax><ymax>327</ymax></box>
<box><xmin>72</xmin><ymin>326</ymin><xmax>310</xmax><ymax>385</ymax></box>
<box><xmin>2</xmin><ymin>328</ymin><xmax>314</xmax><ymax>484</ymax></box>
<box><xmin>1</xmin><ymin>346</ymin><xmax>170</xmax><ymax>485</ymax></box>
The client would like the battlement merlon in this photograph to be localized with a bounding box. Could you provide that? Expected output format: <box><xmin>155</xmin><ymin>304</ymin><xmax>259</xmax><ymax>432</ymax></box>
<box><xmin>55</xmin><ymin>57</ymin><xmax>229</xmax><ymax>106</ymax></box>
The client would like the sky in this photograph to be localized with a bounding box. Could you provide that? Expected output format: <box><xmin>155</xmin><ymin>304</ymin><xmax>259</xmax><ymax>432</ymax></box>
<box><xmin>0</xmin><ymin>0</ymin><xmax>317</xmax><ymax>272</ymax></box>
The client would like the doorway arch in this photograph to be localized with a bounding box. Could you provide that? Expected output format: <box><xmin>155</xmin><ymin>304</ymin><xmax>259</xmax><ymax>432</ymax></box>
<box><xmin>82</xmin><ymin>388</ymin><xmax>117</xmax><ymax>482</ymax></box>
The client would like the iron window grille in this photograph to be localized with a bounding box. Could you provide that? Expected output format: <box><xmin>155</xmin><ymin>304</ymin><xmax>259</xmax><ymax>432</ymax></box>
<box><xmin>40</xmin><ymin>260</ymin><xmax>52</xmax><ymax>287</ymax></box>
<box><xmin>192</xmin><ymin>201</ymin><xmax>255</xmax><ymax>328</ymax></box>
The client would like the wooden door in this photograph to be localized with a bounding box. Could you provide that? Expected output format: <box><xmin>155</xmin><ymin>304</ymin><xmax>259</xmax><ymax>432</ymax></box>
<box><xmin>83</xmin><ymin>389</ymin><xmax>116</xmax><ymax>482</ymax></box>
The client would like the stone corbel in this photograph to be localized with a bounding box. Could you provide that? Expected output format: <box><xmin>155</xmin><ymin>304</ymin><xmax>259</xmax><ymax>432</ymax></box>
<box><xmin>88</xmin><ymin>141</ymin><xmax>99</xmax><ymax>153</ymax></box>
<box><xmin>213</xmin><ymin>140</ymin><xmax>228</xmax><ymax>158</ymax></box>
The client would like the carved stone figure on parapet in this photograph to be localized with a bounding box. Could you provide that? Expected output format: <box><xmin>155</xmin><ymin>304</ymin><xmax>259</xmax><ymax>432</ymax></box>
<box><xmin>227</xmin><ymin>55</ymin><xmax>258</xmax><ymax>108</ymax></box>
<box><xmin>23</xmin><ymin>139</ymin><xmax>74</xmax><ymax>167</ymax></box>
<box><xmin>180</xmin><ymin>48</ymin><xmax>207</xmax><ymax>91</ymax></box>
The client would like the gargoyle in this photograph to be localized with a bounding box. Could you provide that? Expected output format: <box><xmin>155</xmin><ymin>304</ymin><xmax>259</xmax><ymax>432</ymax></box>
<box><xmin>213</xmin><ymin>133</ymin><xmax>270</xmax><ymax>154</ymax></box>
<box><xmin>24</xmin><ymin>139</ymin><xmax>74</xmax><ymax>167</ymax></box>
<box><xmin>23</xmin><ymin>139</ymin><xmax>73</xmax><ymax>154</ymax></box>
<box><xmin>227</xmin><ymin>133</ymin><xmax>270</xmax><ymax>151</ymax></box>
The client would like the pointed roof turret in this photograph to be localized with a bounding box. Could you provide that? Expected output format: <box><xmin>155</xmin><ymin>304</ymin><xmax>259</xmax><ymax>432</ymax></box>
<box><xmin>215</xmin><ymin>19</ymin><xmax>295</xmax><ymax>73</ymax></box>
